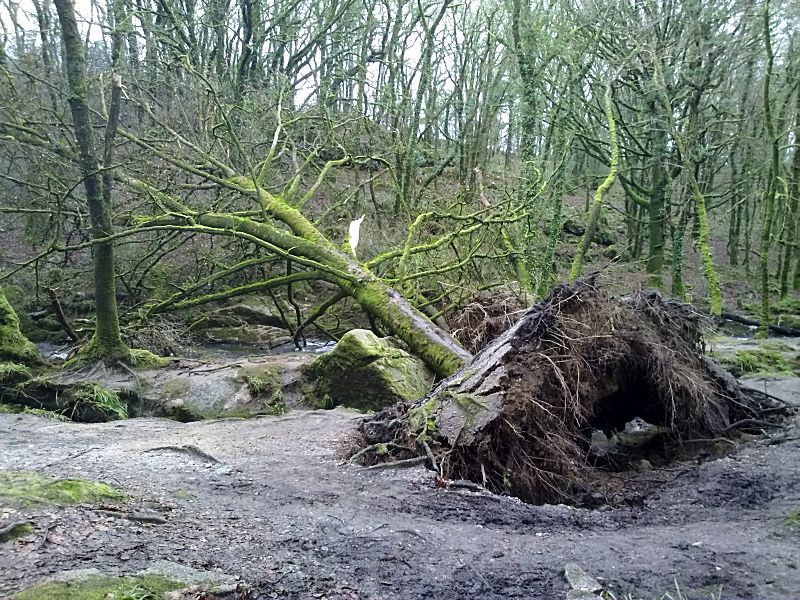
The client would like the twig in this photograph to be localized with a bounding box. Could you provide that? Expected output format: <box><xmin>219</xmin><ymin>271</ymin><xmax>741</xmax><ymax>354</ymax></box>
<box><xmin>365</xmin><ymin>457</ymin><xmax>427</xmax><ymax>470</ymax></box>
<box><xmin>142</xmin><ymin>444</ymin><xmax>221</xmax><ymax>464</ymax></box>
<box><xmin>41</xmin><ymin>446</ymin><xmax>99</xmax><ymax>467</ymax></box>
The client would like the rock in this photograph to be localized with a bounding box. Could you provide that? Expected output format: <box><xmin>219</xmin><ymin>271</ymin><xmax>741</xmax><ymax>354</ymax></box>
<box><xmin>564</xmin><ymin>562</ymin><xmax>603</xmax><ymax>597</ymax></box>
<box><xmin>155</xmin><ymin>370</ymin><xmax>255</xmax><ymax>421</ymax></box>
<box><xmin>215</xmin><ymin>303</ymin><xmax>287</xmax><ymax>327</ymax></box>
<box><xmin>203</xmin><ymin>325</ymin><xmax>292</xmax><ymax>349</ymax></box>
<box><xmin>191</xmin><ymin>302</ymin><xmax>288</xmax><ymax>330</ymax></box>
<box><xmin>616</xmin><ymin>417</ymin><xmax>669</xmax><ymax>448</ymax></box>
<box><xmin>301</xmin><ymin>329</ymin><xmax>434</xmax><ymax>412</ymax></box>
<box><xmin>0</xmin><ymin>287</ymin><xmax>41</xmax><ymax>364</ymax></box>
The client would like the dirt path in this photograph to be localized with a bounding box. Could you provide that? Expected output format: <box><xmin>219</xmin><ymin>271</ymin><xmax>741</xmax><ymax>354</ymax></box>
<box><xmin>1</xmin><ymin>377</ymin><xmax>799</xmax><ymax>599</ymax></box>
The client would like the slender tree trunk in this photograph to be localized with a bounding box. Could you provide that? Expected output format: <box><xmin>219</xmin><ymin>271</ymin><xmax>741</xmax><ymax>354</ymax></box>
<box><xmin>570</xmin><ymin>79</ymin><xmax>618</xmax><ymax>282</ymax></box>
<box><xmin>54</xmin><ymin>0</ymin><xmax>128</xmax><ymax>360</ymax></box>
<box><xmin>778</xmin><ymin>79</ymin><xmax>799</xmax><ymax>300</ymax></box>
<box><xmin>758</xmin><ymin>0</ymin><xmax>779</xmax><ymax>337</ymax></box>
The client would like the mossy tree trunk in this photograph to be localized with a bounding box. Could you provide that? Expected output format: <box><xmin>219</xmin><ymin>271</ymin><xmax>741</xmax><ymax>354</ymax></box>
<box><xmin>646</xmin><ymin>97</ymin><xmax>667</xmax><ymax>288</ymax></box>
<box><xmin>778</xmin><ymin>56</ymin><xmax>799</xmax><ymax>301</ymax></box>
<box><xmin>653</xmin><ymin>59</ymin><xmax>721</xmax><ymax>315</ymax></box>
<box><xmin>758</xmin><ymin>0</ymin><xmax>779</xmax><ymax>337</ymax></box>
<box><xmin>570</xmin><ymin>78</ymin><xmax>618</xmax><ymax>282</ymax></box>
<box><xmin>54</xmin><ymin>0</ymin><xmax>128</xmax><ymax>360</ymax></box>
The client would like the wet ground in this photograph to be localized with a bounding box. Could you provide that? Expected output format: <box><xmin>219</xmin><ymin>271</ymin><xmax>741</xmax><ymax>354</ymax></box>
<box><xmin>1</xmin><ymin>376</ymin><xmax>799</xmax><ymax>600</ymax></box>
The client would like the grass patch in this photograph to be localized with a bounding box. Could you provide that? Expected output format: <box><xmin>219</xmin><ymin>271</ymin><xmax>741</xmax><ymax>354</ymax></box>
<box><xmin>785</xmin><ymin>509</ymin><xmax>800</xmax><ymax>527</ymax></box>
<box><xmin>0</xmin><ymin>403</ymin><xmax>70</xmax><ymax>421</ymax></box>
<box><xmin>69</xmin><ymin>382</ymin><xmax>128</xmax><ymax>420</ymax></box>
<box><xmin>0</xmin><ymin>471</ymin><xmax>124</xmax><ymax>508</ymax></box>
<box><xmin>0</xmin><ymin>521</ymin><xmax>34</xmax><ymax>542</ymax></box>
<box><xmin>716</xmin><ymin>348</ymin><xmax>797</xmax><ymax>377</ymax></box>
<box><xmin>0</xmin><ymin>361</ymin><xmax>33</xmax><ymax>384</ymax></box>
<box><xmin>16</xmin><ymin>574</ymin><xmax>184</xmax><ymax>600</ymax></box>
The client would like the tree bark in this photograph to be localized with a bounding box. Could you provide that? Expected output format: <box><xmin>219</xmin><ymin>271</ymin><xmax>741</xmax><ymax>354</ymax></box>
<box><xmin>54</xmin><ymin>0</ymin><xmax>128</xmax><ymax>360</ymax></box>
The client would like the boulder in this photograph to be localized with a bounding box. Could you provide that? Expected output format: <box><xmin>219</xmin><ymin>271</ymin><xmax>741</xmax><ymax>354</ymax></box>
<box><xmin>202</xmin><ymin>325</ymin><xmax>292</xmax><ymax>349</ymax></box>
<box><xmin>300</xmin><ymin>329</ymin><xmax>434</xmax><ymax>412</ymax></box>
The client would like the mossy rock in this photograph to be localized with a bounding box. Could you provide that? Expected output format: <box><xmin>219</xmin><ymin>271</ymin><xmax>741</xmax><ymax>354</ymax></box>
<box><xmin>4</xmin><ymin>379</ymin><xmax>128</xmax><ymax>423</ymax></box>
<box><xmin>0</xmin><ymin>471</ymin><xmax>124</xmax><ymax>508</ymax></box>
<box><xmin>301</xmin><ymin>329</ymin><xmax>434</xmax><ymax>412</ymax></box>
<box><xmin>0</xmin><ymin>287</ymin><xmax>42</xmax><ymax>365</ymax></box>
<box><xmin>128</xmin><ymin>348</ymin><xmax>170</xmax><ymax>369</ymax></box>
<box><xmin>203</xmin><ymin>325</ymin><xmax>291</xmax><ymax>349</ymax></box>
<box><xmin>15</xmin><ymin>574</ymin><xmax>184</xmax><ymax>600</ymax></box>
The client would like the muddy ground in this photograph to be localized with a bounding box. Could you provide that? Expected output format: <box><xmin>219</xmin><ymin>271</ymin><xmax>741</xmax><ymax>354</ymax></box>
<box><xmin>1</xmin><ymin>376</ymin><xmax>799</xmax><ymax>600</ymax></box>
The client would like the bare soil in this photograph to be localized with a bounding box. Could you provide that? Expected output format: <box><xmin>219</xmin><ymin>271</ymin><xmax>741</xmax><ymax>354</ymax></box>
<box><xmin>1</xmin><ymin>376</ymin><xmax>799</xmax><ymax>600</ymax></box>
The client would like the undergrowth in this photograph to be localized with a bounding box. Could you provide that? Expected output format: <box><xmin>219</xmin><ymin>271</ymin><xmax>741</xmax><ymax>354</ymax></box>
<box><xmin>716</xmin><ymin>348</ymin><xmax>797</xmax><ymax>377</ymax></box>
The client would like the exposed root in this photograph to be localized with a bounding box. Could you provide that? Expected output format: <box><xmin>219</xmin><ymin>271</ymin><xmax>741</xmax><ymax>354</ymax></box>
<box><xmin>451</xmin><ymin>289</ymin><xmax>527</xmax><ymax>353</ymax></box>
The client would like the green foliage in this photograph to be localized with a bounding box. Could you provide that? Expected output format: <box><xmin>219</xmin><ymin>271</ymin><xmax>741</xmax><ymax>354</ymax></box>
<box><xmin>68</xmin><ymin>382</ymin><xmax>128</xmax><ymax>420</ymax></box>
<box><xmin>15</xmin><ymin>575</ymin><xmax>184</xmax><ymax>600</ymax></box>
<box><xmin>0</xmin><ymin>470</ymin><xmax>124</xmax><ymax>508</ymax></box>
<box><xmin>0</xmin><ymin>287</ymin><xmax>42</xmax><ymax>365</ymax></box>
<box><xmin>716</xmin><ymin>348</ymin><xmax>797</xmax><ymax>377</ymax></box>
<box><xmin>0</xmin><ymin>403</ymin><xmax>70</xmax><ymax>421</ymax></box>
<box><xmin>785</xmin><ymin>509</ymin><xmax>800</xmax><ymax>527</ymax></box>
<box><xmin>0</xmin><ymin>361</ymin><xmax>33</xmax><ymax>384</ymax></box>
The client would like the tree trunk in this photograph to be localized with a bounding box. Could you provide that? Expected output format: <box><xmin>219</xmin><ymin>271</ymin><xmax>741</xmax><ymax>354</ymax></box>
<box><xmin>570</xmin><ymin>79</ymin><xmax>618</xmax><ymax>282</ymax></box>
<box><xmin>54</xmin><ymin>0</ymin><xmax>128</xmax><ymax>360</ymax></box>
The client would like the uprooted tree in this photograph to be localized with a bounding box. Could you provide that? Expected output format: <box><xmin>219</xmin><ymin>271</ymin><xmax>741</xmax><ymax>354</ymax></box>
<box><xmin>354</xmin><ymin>279</ymin><xmax>791</xmax><ymax>505</ymax></box>
<box><xmin>2</xmin><ymin>62</ymin><xmax>543</xmax><ymax>374</ymax></box>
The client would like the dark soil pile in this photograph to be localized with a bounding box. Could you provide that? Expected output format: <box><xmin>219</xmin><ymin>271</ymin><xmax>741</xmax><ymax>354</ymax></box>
<box><xmin>356</xmin><ymin>278</ymin><xmax>791</xmax><ymax>505</ymax></box>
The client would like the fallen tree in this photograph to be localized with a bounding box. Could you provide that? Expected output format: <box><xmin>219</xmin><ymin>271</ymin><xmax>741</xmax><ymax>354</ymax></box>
<box><xmin>355</xmin><ymin>278</ymin><xmax>792</xmax><ymax>505</ymax></box>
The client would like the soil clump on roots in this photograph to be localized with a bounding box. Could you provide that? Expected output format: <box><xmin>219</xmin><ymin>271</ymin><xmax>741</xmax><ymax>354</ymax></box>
<box><xmin>355</xmin><ymin>278</ymin><xmax>792</xmax><ymax>505</ymax></box>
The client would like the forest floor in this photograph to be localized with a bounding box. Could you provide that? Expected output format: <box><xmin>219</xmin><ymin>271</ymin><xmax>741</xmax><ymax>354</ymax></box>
<box><xmin>1</xmin><ymin>371</ymin><xmax>799</xmax><ymax>599</ymax></box>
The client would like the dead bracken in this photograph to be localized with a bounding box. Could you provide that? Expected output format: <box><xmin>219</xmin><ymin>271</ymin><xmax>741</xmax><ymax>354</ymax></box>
<box><xmin>355</xmin><ymin>278</ymin><xmax>794</xmax><ymax>505</ymax></box>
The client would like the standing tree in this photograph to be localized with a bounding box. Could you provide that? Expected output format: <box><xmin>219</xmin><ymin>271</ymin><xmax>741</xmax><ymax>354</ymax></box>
<box><xmin>53</xmin><ymin>0</ymin><xmax>129</xmax><ymax>360</ymax></box>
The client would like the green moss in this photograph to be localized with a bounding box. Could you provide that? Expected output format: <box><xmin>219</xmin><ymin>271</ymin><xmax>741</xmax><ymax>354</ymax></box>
<box><xmin>128</xmin><ymin>348</ymin><xmax>169</xmax><ymax>369</ymax></box>
<box><xmin>160</xmin><ymin>379</ymin><xmax>192</xmax><ymax>400</ymax></box>
<box><xmin>785</xmin><ymin>509</ymin><xmax>800</xmax><ymax>528</ymax></box>
<box><xmin>302</xmin><ymin>329</ymin><xmax>434</xmax><ymax>412</ymax></box>
<box><xmin>0</xmin><ymin>521</ymin><xmax>34</xmax><ymax>542</ymax></box>
<box><xmin>0</xmin><ymin>287</ymin><xmax>41</xmax><ymax>365</ymax></box>
<box><xmin>0</xmin><ymin>362</ymin><xmax>33</xmax><ymax>384</ymax></box>
<box><xmin>68</xmin><ymin>382</ymin><xmax>128</xmax><ymax>421</ymax></box>
<box><xmin>408</xmin><ymin>398</ymin><xmax>439</xmax><ymax>440</ymax></box>
<box><xmin>717</xmin><ymin>348</ymin><xmax>797</xmax><ymax>377</ymax></box>
<box><xmin>0</xmin><ymin>403</ymin><xmax>70</xmax><ymax>421</ymax></box>
<box><xmin>0</xmin><ymin>471</ymin><xmax>124</xmax><ymax>508</ymax></box>
<box><xmin>16</xmin><ymin>574</ymin><xmax>184</xmax><ymax>600</ymax></box>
